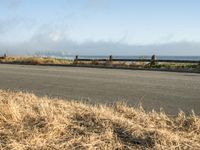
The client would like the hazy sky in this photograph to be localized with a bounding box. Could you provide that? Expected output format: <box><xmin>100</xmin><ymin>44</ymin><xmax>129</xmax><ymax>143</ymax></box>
<box><xmin>0</xmin><ymin>0</ymin><xmax>200</xmax><ymax>55</ymax></box>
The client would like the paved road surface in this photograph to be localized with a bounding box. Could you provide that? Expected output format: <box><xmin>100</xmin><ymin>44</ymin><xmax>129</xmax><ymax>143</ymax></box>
<box><xmin>0</xmin><ymin>64</ymin><xmax>200</xmax><ymax>115</ymax></box>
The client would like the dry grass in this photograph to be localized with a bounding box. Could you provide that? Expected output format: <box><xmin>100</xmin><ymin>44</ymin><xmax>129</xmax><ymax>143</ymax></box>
<box><xmin>75</xmin><ymin>61</ymin><xmax>200</xmax><ymax>71</ymax></box>
<box><xmin>0</xmin><ymin>57</ymin><xmax>72</xmax><ymax>65</ymax></box>
<box><xmin>1</xmin><ymin>57</ymin><xmax>199</xmax><ymax>72</ymax></box>
<box><xmin>0</xmin><ymin>90</ymin><xmax>200</xmax><ymax>150</ymax></box>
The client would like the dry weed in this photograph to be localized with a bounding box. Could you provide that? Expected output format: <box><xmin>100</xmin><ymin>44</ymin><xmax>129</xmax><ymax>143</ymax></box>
<box><xmin>0</xmin><ymin>90</ymin><xmax>199</xmax><ymax>150</ymax></box>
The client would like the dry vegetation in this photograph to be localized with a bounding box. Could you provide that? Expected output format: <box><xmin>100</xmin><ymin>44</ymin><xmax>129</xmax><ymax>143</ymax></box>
<box><xmin>0</xmin><ymin>56</ymin><xmax>199</xmax><ymax>72</ymax></box>
<box><xmin>76</xmin><ymin>60</ymin><xmax>200</xmax><ymax>71</ymax></box>
<box><xmin>0</xmin><ymin>57</ymin><xmax>72</xmax><ymax>65</ymax></box>
<box><xmin>0</xmin><ymin>90</ymin><xmax>200</xmax><ymax>149</ymax></box>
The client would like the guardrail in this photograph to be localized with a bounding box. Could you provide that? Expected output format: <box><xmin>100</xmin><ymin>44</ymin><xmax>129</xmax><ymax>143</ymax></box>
<box><xmin>74</xmin><ymin>55</ymin><xmax>200</xmax><ymax>64</ymax></box>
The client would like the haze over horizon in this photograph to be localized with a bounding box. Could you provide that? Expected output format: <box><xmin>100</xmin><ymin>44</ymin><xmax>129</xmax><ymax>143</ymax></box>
<box><xmin>1</xmin><ymin>0</ymin><xmax>200</xmax><ymax>56</ymax></box>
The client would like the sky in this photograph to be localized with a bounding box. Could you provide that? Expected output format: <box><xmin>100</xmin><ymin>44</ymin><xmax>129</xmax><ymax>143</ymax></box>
<box><xmin>0</xmin><ymin>0</ymin><xmax>200</xmax><ymax>56</ymax></box>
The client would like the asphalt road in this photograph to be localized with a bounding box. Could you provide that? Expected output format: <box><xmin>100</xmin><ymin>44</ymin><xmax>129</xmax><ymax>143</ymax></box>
<box><xmin>0</xmin><ymin>64</ymin><xmax>200</xmax><ymax>115</ymax></box>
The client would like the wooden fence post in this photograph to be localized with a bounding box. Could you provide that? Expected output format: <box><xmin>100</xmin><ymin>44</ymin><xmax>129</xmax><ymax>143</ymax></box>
<box><xmin>150</xmin><ymin>54</ymin><xmax>156</xmax><ymax>66</ymax></box>
<box><xmin>109</xmin><ymin>55</ymin><xmax>113</xmax><ymax>62</ymax></box>
<box><xmin>75</xmin><ymin>55</ymin><xmax>79</xmax><ymax>61</ymax></box>
<box><xmin>3</xmin><ymin>53</ymin><xmax>7</xmax><ymax>58</ymax></box>
<box><xmin>74</xmin><ymin>55</ymin><xmax>79</xmax><ymax>64</ymax></box>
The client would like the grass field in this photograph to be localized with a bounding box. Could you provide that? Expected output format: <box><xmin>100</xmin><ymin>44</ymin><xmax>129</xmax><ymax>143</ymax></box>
<box><xmin>0</xmin><ymin>57</ymin><xmax>72</xmax><ymax>65</ymax></box>
<box><xmin>77</xmin><ymin>60</ymin><xmax>200</xmax><ymax>70</ymax></box>
<box><xmin>0</xmin><ymin>90</ymin><xmax>199</xmax><ymax>149</ymax></box>
<box><xmin>0</xmin><ymin>56</ymin><xmax>199</xmax><ymax>72</ymax></box>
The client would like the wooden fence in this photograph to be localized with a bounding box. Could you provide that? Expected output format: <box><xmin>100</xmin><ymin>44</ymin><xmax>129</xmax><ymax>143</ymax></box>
<box><xmin>74</xmin><ymin>55</ymin><xmax>200</xmax><ymax>64</ymax></box>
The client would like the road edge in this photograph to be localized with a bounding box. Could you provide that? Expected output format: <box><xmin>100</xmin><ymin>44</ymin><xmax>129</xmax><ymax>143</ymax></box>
<box><xmin>0</xmin><ymin>62</ymin><xmax>200</xmax><ymax>74</ymax></box>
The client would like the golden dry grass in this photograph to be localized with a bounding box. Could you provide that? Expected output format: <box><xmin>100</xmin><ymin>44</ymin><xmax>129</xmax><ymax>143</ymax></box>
<box><xmin>74</xmin><ymin>61</ymin><xmax>200</xmax><ymax>71</ymax></box>
<box><xmin>1</xmin><ymin>57</ymin><xmax>199</xmax><ymax>72</ymax></box>
<box><xmin>0</xmin><ymin>90</ymin><xmax>200</xmax><ymax>150</ymax></box>
<box><xmin>0</xmin><ymin>57</ymin><xmax>72</xmax><ymax>65</ymax></box>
